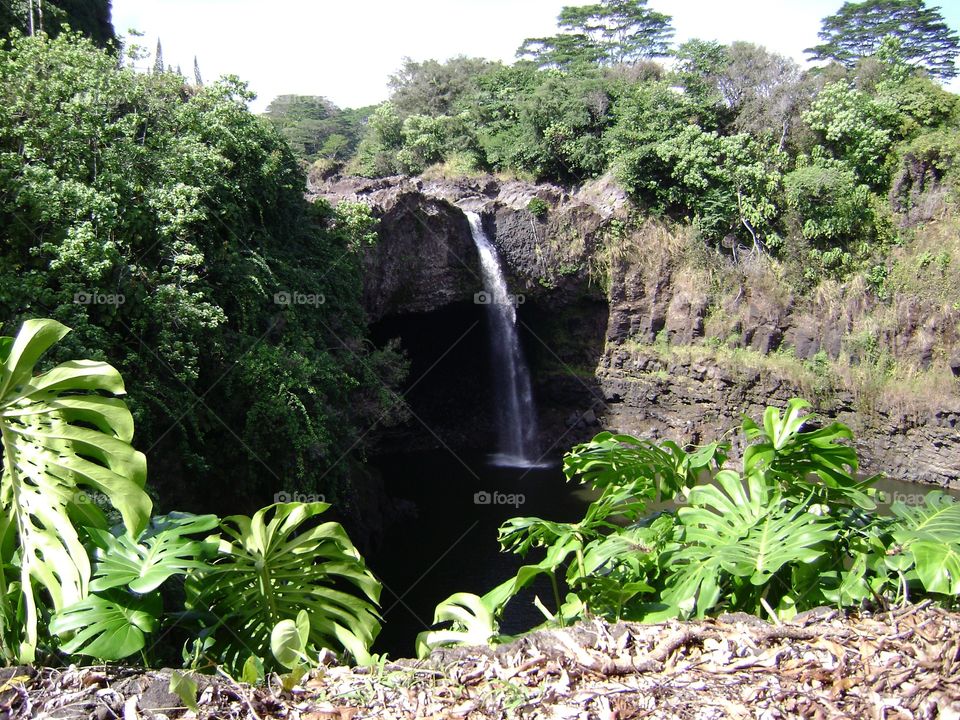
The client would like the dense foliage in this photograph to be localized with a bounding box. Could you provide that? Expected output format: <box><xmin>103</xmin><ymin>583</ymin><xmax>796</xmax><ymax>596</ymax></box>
<box><xmin>418</xmin><ymin>399</ymin><xmax>960</xmax><ymax>656</ymax></box>
<box><xmin>1</xmin><ymin>319</ymin><xmax>381</xmax><ymax>671</ymax></box>
<box><xmin>264</xmin><ymin>94</ymin><xmax>373</xmax><ymax>165</ymax></box>
<box><xmin>0</xmin><ymin>32</ymin><xmax>404</xmax><ymax>512</ymax></box>
<box><xmin>334</xmin><ymin>0</ymin><xmax>958</xmax><ymax>285</ymax></box>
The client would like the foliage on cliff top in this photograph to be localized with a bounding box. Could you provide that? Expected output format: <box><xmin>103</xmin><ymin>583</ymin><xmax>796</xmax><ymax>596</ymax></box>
<box><xmin>336</xmin><ymin>0</ymin><xmax>959</xmax><ymax>285</ymax></box>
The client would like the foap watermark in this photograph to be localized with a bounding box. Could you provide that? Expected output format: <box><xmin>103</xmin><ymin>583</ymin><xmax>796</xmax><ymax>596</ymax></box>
<box><xmin>274</xmin><ymin>291</ymin><xmax>326</xmax><ymax>307</ymax></box>
<box><xmin>474</xmin><ymin>291</ymin><xmax>524</xmax><ymax>307</ymax></box>
<box><xmin>877</xmin><ymin>490</ymin><xmax>928</xmax><ymax>506</ymax></box>
<box><xmin>473</xmin><ymin>490</ymin><xmax>525</xmax><ymax>508</ymax></box>
<box><xmin>74</xmin><ymin>291</ymin><xmax>125</xmax><ymax>306</ymax></box>
<box><xmin>72</xmin><ymin>490</ymin><xmax>111</xmax><ymax>505</ymax></box>
<box><xmin>274</xmin><ymin>491</ymin><xmax>327</xmax><ymax>504</ymax></box>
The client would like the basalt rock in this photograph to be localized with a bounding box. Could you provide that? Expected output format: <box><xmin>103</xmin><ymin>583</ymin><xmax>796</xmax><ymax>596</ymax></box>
<box><xmin>595</xmin><ymin>347</ymin><xmax>960</xmax><ymax>489</ymax></box>
<box><xmin>313</xmin><ymin>174</ymin><xmax>960</xmax><ymax>489</ymax></box>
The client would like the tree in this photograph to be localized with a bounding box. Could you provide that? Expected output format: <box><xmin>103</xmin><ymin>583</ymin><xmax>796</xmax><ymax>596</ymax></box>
<box><xmin>806</xmin><ymin>0</ymin><xmax>960</xmax><ymax>80</ymax></box>
<box><xmin>152</xmin><ymin>37</ymin><xmax>163</xmax><ymax>74</ymax></box>
<box><xmin>1</xmin><ymin>0</ymin><xmax>115</xmax><ymax>47</ymax></box>
<box><xmin>557</xmin><ymin>0</ymin><xmax>674</xmax><ymax>62</ymax></box>
<box><xmin>388</xmin><ymin>56</ymin><xmax>496</xmax><ymax>116</ymax></box>
<box><xmin>516</xmin><ymin>33</ymin><xmax>603</xmax><ymax>69</ymax></box>
<box><xmin>722</xmin><ymin>43</ymin><xmax>806</xmax><ymax>147</ymax></box>
<box><xmin>264</xmin><ymin>95</ymin><xmax>371</xmax><ymax>162</ymax></box>
<box><xmin>674</xmin><ymin>39</ymin><xmax>729</xmax><ymax>101</ymax></box>
<box><xmin>803</xmin><ymin>81</ymin><xmax>898</xmax><ymax>188</ymax></box>
<box><xmin>349</xmin><ymin>102</ymin><xmax>405</xmax><ymax>176</ymax></box>
<box><xmin>0</xmin><ymin>32</ymin><xmax>405</xmax><ymax>514</ymax></box>
<box><xmin>518</xmin><ymin>0</ymin><xmax>673</xmax><ymax>68</ymax></box>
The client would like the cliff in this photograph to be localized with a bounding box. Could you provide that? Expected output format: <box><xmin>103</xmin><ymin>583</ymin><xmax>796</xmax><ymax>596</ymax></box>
<box><xmin>311</xmin><ymin>174</ymin><xmax>960</xmax><ymax>488</ymax></box>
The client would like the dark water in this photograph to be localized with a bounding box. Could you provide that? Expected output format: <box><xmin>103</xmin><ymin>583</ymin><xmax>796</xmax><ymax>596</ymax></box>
<box><xmin>367</xmin><ymin>450</ymin><xmax>590</xmax><ymax>658</ymax></box>
<box><xmin>367</xmin><ymin>449</ymin><xmax>959</xmax><ymax>658</ymax></box>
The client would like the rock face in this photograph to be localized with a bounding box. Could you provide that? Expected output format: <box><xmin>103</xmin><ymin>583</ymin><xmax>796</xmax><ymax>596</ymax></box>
<box><xmin>310</xmin><ymin>173</ymin><xmax>623</xmax><ymax>312</ymax></box>
<box><xmin>597</xmin><ymin>347</ymin><xmax>960</xmax><ymax>489</ymax></box>
<box><xmin>312</xmin><ymin>174</ymin><xmax>960</xmax><ymax>489</ymax></box>
<box><xmin>312</xmin><ymin>176</ymin><xmax>479</xmax><ymax>322</ymax></box>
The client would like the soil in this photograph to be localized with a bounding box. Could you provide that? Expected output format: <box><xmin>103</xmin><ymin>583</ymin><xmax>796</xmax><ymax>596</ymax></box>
<box><xmin>6</xmin><ymin>602</ymin><xmax>959</xmax><ymax>719</ymax></box>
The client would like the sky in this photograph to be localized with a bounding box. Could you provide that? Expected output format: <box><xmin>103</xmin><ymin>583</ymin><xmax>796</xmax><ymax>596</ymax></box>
<box><xmin>111</xmin><ymin>0</ymin><xmax>960</xmax><ymax>113</ymax></box>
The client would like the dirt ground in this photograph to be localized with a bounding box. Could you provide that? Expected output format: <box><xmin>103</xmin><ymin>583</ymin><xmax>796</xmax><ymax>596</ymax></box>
<box><xmin>4</xmin><ymin>601</ymin><xmax>959</xmax><ymax>719</ymax></box>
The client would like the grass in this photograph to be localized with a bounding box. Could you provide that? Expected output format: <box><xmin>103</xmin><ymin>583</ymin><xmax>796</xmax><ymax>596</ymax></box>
<box><xmin>621</xmin><ymin>338</ymin><xmax>835</xmax><ymax>402</ymax></box>
<box><xmin>419</xmin><ymin>152</ymin><xmax>488</xmax><ymax>180</ymax></box>
<box><xmin>886</xmin><ymin>213</ymin><xmax>960</xmax><ymax>307</ymax></box>
<box><xmin>619</xmin><ymin>333</ymin><xmax>957</xmax><ymax>423</ymax></box>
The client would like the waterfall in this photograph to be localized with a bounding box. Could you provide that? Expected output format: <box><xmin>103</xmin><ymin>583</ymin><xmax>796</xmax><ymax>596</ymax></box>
<box><xmin>465</xmin><ymin>211</ymin><xmax>540</xmax><ymax>466</ymax></box>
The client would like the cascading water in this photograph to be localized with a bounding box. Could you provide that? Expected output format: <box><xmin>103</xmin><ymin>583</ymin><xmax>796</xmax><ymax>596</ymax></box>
<box><xmin>465</xmin><ymin>211</ymin><xmax>540</xmax><ymax>466</ymax></box>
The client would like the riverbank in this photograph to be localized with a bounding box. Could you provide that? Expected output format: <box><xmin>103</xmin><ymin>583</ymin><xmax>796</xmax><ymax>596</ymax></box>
<box><xmin>9</xmin><ymin>602</ymin><xmax>958</xmax><ymax>719</ymax></box>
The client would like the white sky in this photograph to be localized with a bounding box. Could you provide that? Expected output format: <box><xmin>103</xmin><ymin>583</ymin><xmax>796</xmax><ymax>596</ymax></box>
<box><xmin>111</xmin><ymin>0</ymin><xmax>960</xmax><ymax>112</ymax></box>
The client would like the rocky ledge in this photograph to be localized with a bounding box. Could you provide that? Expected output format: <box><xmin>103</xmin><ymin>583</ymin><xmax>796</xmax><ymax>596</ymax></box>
<box><xmin>596</xmin><ymin>347</ymin><xmax>960</xmax><ymax>489</ymax></box>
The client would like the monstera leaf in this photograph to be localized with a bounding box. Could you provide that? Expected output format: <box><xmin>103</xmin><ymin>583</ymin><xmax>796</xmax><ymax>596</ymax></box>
<box><xmin>0</xmin><ymin>319</ymin><xmax>152</xmax><ymax>661</ymax></box>
<box><xmin>564</xmin><ymin>431</ymin><xmax>726</xmax><ymax>501</ymax></box>
<box><xmin>415</xmin><ymin>592</ymin><xmax>501</xmax><ymax>659</ymax></box>
<box><xmin>86</xmin><ymin>512</ymin><xmax>219</xmax><ymax>594</ymax></box>
<box><xmin>49</xmin><ymin>512</ymin><xmax>219</xmax><ymax>661</ymax></box>
<box><xmin>891</xmin><ymin>492</ymin><xmax>960</xmax><ymax>595</ymax></box>
<box><xmin>185</xmin><ymin>502</ymin><xmax>381</xmax><ymax>670</ymax></box>
<box><xmin>49</xmin><ymin>589</ymin><xmax>161</xmax><ymax>661</ymax></box>
<box><xmin>742</xmin><ymin>398</ymin><xmax>875</xmax><ymax>509</ymax></box>
<box><xmin>664</xmin><ymin>469</ymin><xmax>835</xmax><ymax>617</ymax></box>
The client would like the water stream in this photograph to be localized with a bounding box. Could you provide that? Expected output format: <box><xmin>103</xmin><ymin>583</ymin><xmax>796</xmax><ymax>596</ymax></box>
<box><xmin>465</xmin><ymin>211</ymin><xmax>540</xmax><ymax>466</ymax></box>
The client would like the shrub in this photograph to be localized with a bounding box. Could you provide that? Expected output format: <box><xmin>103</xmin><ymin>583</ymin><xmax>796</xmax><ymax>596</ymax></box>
<box><xmin>418</xmin><ymin>398</ymin><xmax>960</xmax><ymax>656</ymax></box>
<box><xmin>527</xmin><ymin>197</ymin><xmax>550</xmax><ymax>217</ymax></box>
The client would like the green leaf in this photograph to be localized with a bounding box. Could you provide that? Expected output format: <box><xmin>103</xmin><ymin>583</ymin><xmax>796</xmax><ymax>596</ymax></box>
<box><xmin>0</xmin><ymin>319</ymin><xmax>152</xmax><ymax>662</ymax></box>
<box><xmin>742</xmin><ymin>397</ymin><xmax>872</xmax><ymax>508</ymax></box>
<box><xmin>666</xmin><ymin>469</ymin><xmax>835</xmax><ymax>616</ymax></box>
<box><xmin>241</xmin><ymin>655</ymin><xmax>265</xmax><ymax>686</ymax></box>
<box><xmin>891</xmin><ymin>492</ymin><xmax>960</xmax><ymax>595</ymax></box>
<box><xmin>185</xmin><ymin>502</ymin><xmax>381</xmax><ymax>672</ymax></box>
<box><xmin>271</xmin><ymin>618</ymin><xmax>306</xmax><ymax>669</ymax></box>
<box><xmin>279</xmin><ymin>665</ymin><xmax>307</xmax><ymax>692</ymax></box>
<box><xmin>169</xmin><ymin>671</ymin><xmax>199</xmax><ymax>713</ymax></box>
<box><xmin>50</xmin><ymin>589</ymin><xmax>160</xmax><ymax>660</ymax></box>
<box><xmin>88</xmin><ymin>512</ymin><xmax>219</xmax><ymax>594</ymax></box>
<box><xmin>415</xmin><ymin>592</ymin><xmax>500</xmax><ymax>658</ymax></box>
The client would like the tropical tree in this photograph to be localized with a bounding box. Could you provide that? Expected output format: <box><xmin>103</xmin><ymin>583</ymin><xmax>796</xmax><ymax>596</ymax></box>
<box><xmin>516</xmin><ymin>33</ymin><xmax>604</xmax><ymax>70</ymax></box>
<box><xmin>152</xmin><ymin>38</ymin><xmax>163</xmax><ymax>74</ymax></box>
<box><xmin>518</xmin><ymin>0</ymin><xmax>673</xmax><ymax>68</ymax></box>
<box><xmin>0</xmin><ymin>0</ymin><xmax>115</xmax><ymax>47</ymax></box>
<box><xmin>0</xmin><ymin>32</ymin><xmax>404</xmax><ymax>513</ymax></box>
<box><xmin>388</xmin><ymin>56</ymin><xmax>497</xmax><ymax>116</ymax></box>
<box><xmin>556</xmin><ymin>0</ymin><xmax>674</xmax><ymax>62</ymax></box>
<box><xmin>803</xmin><ymin>80</ymin><xmax>898</xmax><ymax>188</ymax></box>
<box><xmin>806</xmin><ymin>0</ymin><xmax>960</xmax><ymax>80</ymax></box>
